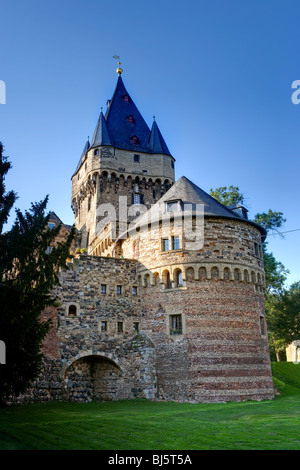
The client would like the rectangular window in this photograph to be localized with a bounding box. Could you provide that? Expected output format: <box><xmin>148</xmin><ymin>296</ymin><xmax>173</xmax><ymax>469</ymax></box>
<box><xmin>133</xmin><ymin>193</ymin><xmax>141</xmax><ymax>205</ymax></box>
<box><xmin>134</xmin><ymin>154</ymin><xmax>140</xmax><ymax>162</ymax></box>
<box><xmin>132</xmin><ymin>286</ymin><xmax>137</xmax><ymax>296</ymax></box>
<box><xmin>117</xmin><ymin>285</ymin><xmax>122</xmax><ymax>295</ymax></box>
<box><xmin>254</xmin><ymin>242</ymin><xmax>262</xmax><ymax>258</ymax></box>
<box><xmin>259</xmin><ymin>315</ymin><xmax>266</xmax><ymax>336</ymax></box>
<box><xmin>172</xmin><ymin>236</ymin><xmax>180</xmax><ymax>250</ymax></box>
<box><xmin>101</xmin><ymin>321</ymin><xmax>107</xmax><ymax>332</ymax></box>
<box><xmin>162</xmin><ymin>238</ymin><xmax>169</xmax><ymax>251</ymax></box>
<box><xmin>101</xmin><ymin>284</ymin><xmax>106</xmax><ymax>294</ymax></box>
<box><xmin>133</xmin><ymin>322</ymin><xmax>139</xmax><ymax>333</ymax></box>
<box><xmin>170</xmin><ymin>314</ymin><xmax>182</xmax><ymax>335</ymax></box>
<box><xmin>117</xmin><ymin>321</ymin><xmax>124</xmax><ymax>333</ymax></box>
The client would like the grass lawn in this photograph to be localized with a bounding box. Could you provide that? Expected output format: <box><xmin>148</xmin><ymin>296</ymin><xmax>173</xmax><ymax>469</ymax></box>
<box><xmin>0</xmin><ymin>362</ymin><xmax>300</xmax><ymax>450</ymax></box>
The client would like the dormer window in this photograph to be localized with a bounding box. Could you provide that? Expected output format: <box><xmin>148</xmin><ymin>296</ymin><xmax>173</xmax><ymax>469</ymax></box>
<box><xmin>131</xmin><ymin>136</ymin><xmax>139</xmax><ymax>145</ymax></box>
<box><xmin>127</xmin><ymin>115</ymin><xmax>135</xmax><ymax>124</ymax></box>
<box><xmin>166</xmin><ymin>200</ymin><xmax>181</xmax><ymax>213</ymax></box>
<box><xmin>122</xmin><ymin>94</ymin><xmax>130</xmax><ymax>103</ymax></box>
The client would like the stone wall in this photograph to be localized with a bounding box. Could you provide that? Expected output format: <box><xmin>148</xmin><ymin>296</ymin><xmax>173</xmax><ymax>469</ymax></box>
<box><xmin>20</xmin><ymin>255</ymin><xmax>157</xmax><ymax>403</ymax></box>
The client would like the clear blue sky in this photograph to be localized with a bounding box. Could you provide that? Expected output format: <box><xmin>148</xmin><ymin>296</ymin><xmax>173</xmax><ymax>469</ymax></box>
<box><xmin>1</xmin><ymin>0</ymin><xmax>299</xmax><ymax>287</ymax></box>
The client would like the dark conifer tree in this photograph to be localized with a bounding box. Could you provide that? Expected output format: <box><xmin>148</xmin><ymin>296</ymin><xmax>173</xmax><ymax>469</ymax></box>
<box><xmin>0</xmin><ymin>143</ymin><xmax>75</xmax><ymax>401</ymax></box>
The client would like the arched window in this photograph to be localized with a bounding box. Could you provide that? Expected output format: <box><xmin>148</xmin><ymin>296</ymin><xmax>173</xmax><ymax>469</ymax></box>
<box><xmin>223</xmin><ymin>267</ymin><xmax>231</xmax><ymax>281</ymax></box>
<box><xmin>144</xmin><ymin>273</ymin><xmax>150</xmax><ymax>287</ymax></box>
<box><xmin>199</xmin><ymin>267</ymin><xmax>207</xmax><ymax>280</ymax></box>
<box><xmin>186</xmin><ymin>267</ymin><xmax>195</xmax><ymax>282</ymax></box>
<box><xmin>68</xmin><ymin>305</ymin><xmax>77</xmax><ymax>316</ymax></box>
<box><xmin>174</xmin><ymin>269</ymin><xmax>183</xmax><ymax>287</ymax></box>
<box><xmin>162</xmin><ymin>270</ymin><xmax>171</xmax><ymax>289</ymax></box>
<box><xmin>211</xmin><ymin>267</ymin><xmax>219</xmax><ymax>280</ymax></box>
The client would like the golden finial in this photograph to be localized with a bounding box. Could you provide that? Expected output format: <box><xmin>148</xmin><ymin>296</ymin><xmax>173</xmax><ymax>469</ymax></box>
<box><xmin>113</xmin><ymin>55</ymin><xmax>123</xmax><ymax>75</ymax></box>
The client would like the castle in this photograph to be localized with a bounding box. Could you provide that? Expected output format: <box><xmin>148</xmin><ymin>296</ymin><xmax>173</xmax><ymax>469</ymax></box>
<box><xmin>29</xmin><ymin>66</ymin><xmax>274</xmax><ymax>403</ymax></box>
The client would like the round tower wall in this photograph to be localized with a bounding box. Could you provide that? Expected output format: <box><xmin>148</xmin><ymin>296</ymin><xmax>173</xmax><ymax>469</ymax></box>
<box><xmin>121</xmin><ymin>216</ymin><xmax>274</xmax><ymax>403</ymax></box>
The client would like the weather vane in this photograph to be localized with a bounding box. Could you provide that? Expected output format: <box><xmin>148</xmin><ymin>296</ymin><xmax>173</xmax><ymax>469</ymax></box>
<box><xmin>113</xmin><ymin>55</ymin><xmax>123</xmax><ymax>75</ymax></box>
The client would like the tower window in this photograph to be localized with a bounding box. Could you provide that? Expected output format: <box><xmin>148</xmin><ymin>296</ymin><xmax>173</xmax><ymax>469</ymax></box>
<box><xmin>68</xmin><ymin>305</ymin><xmax>77</xmax><ymax>317</ymax></box>
<box><xmin>133</xmin><ymin>193</ymin><xmax>141</xmax><ymax>205</ymax></box>
<box><xmin>101</xmin><ymin>321</ymin><xmax>107</xmax><ymax>332</ymax></box>
<box><xmin>133</xmin><ymin>322</ymin><xmax>139</xmax><ymax>332</ymax></box>
<box><xmin>122</xmin><ymin>95</ymin><xmax>130</xmax><ymax>102</ymax></box>
<box><xmin>172</xmin><ymin>236</ymin><xmax>180</xmax><ymax>250</ymax></box>
<box><xmin>134</xmin><ymin>154</ymin><xmax>140</xmax><ymax>162</ymax></box>
<box><xmin>94</xmin><ymin>149</ymin><xmax>99</xmax><ymax>156</ymax></box>
<box><xmin>132</xmin><ymin>286</ymin><xmax>138</xmax><ymax>296</ymax></box>
<box><xmin>101</xmin><ymin>284</ymin><xmax>106</xmax><ymax>294</ymax></box>
<box><xmin>162</xmin><ymin>238</ymin><xmax>169</xmax><ymax>251</ymax></box>
<box><xmin>259</xmin><ymin>315</ymin><xmax>266</xmax><ymax>336</ymax></box>
<box><xmin>131</xmin><ymin>136</ymin><xmax>139</xmax><ymax>145</ymax></box>
<box><xmin>117</xmin><ymin>321</ymin><xmax>124</xmax><ymax>333</ymax></box>
<box><xmin>117</xmin><ymin>285</ymin><xmax>122</xmax><ymax>295</ymax></box>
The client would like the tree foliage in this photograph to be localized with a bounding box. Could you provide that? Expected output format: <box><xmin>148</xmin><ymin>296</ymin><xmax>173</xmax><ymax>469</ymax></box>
<box><xmin>209</xmin><ymin>186</ymin><xmax>245</xmax><ymax>206</ymax></box>
<box><xmin>209</xmin><ymin>184</ymin><xmax>299</xmax><ymax>360</ymax></box>
<box><xmin>267</xmin><ymin>282</ymin><xmax>300</xmax><ymax>346</ymax></box>
<box><xmin>253</xmin><ymin>210</ymin><xmax>286</xmax><ymax>235</ymax></box>
<box><xmin>0</xmin><ymin>143</ymin><xmax>75</xmax><ymax>401</ymax></box>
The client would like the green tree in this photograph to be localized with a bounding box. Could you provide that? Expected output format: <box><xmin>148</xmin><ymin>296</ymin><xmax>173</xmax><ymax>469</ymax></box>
<box><xmin>209</xmin><ymin>186</ymin><xmax>245</xmax><ymax>206</ymax></box>
<box><xmin>267</xmin><ymin>282</ymin><xmax>300</xmax><ymax>347</ymax></box>
<box><xmin>210</xmin><ymin>185</ymin><xmax>291</xmax><ymax>361</ymax></box>
<box><xmin>0</xmin><ymin>143</ymin><xmax>75</xmax><ymax>401</ymax></box>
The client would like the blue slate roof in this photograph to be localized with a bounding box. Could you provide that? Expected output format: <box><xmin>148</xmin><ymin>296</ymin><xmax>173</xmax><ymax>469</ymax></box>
<box><xmin>103</xmin><ymin>75</ymin><xmax>152</xmax><ymax>153</ymax></box>
<box><xmin>74</xmin><ymin>137</ymin><xmax>90</xmax><ymax>175</ymax></box>
<box><xmin>129</xmin><ymin>176</ymin><xmax>267</xmax><ymax>241</ymax></box>
<box><xmin>148</xmin><ymin>119</ymin><xmax>171</xmax><ymax>155</ymax></box>
<box><xmin>73</xmin><ymin>75</ymin><xmax>172</xmax><ymax>175</ymax></box>
<box><xmin>90</xmin><ymin>111</ymin><xmax>112</xmax><ymax>147</ymax></box>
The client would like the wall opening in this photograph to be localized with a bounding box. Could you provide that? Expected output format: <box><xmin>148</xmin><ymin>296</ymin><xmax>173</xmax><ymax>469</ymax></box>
<box><xmin>64</xmin><ymin>355</ymin><xmax>124</xmax><ymax>402</ymax></box>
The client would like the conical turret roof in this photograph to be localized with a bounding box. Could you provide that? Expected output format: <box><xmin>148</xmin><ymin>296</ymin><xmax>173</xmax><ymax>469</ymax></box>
<box><xmin>90</xmin><ymin>110</ymin><xmax>112</xmax><ymax>147</ymax></box>
<box><xmin>148</xmin><ymin>119</ymin><xmax>171</xmax><ymax>155</ymax></box>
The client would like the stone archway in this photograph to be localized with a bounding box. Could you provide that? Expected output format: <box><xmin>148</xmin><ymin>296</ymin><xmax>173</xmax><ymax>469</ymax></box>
<box><xmin>62</xmin><ymin>353</ymin><xmax>125</xmax><ymax>402</ymax></box>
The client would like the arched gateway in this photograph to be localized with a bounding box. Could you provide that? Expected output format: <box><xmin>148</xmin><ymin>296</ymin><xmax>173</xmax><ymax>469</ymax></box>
<box><xmin>62</xmin><ymin>352</ymin><xmax>124</xmax><ymax>402</ymax></box>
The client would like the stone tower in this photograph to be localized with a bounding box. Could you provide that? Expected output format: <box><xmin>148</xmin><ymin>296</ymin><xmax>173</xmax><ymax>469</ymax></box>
<box><xmin>71</xmin><ymin>69</ymin><xmax>175</xmax><ymax>256</ymax></box>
